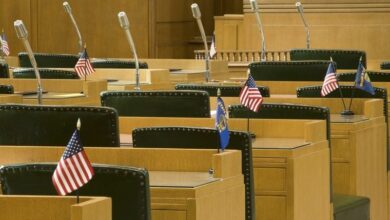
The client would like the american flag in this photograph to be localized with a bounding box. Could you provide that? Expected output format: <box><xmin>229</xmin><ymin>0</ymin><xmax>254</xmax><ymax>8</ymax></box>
<box><xmin>1</xmin><ymin>32</ymin><xmax>10</xmax><ymax>56</ymax></box>
<box><xmin>52</xmin><ymin>129</ymin><xmax>94</xmax><ymax>196</ymax></box>
<box><xmin>240</xmin><ymin>73</ymin><xmax>263</xmax><ymax>112</ymax></box>
<box><xmin>74</xmin><ymin>48</ymin><xmax>95</xmax><ymax>78</ymax></box>
<box><xmin>321</xmin><ymin>62</ymin><xmax>339</xmax><ymax>96</ymax></box>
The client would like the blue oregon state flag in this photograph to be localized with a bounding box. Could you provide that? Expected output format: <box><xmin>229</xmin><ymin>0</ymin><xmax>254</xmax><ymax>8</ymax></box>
<box><xmin>216</xmin><ymin>96</ymin><xmax>229</xmax><ymax>150</ymax></box>
<box><xmin>355</xmin><ymin>60</ymin><xmax>375</xmax><ymax>95</ymax></box>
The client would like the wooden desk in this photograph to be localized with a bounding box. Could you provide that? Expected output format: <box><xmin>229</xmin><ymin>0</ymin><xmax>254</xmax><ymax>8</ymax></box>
<box><xmin>119</xmin><ymin>117</ymin><xmax>330</xmax><ymax>220</ymax></box>
<box><xmin>259</xmin><ymin>97</ymin><xmax>387</xmax><ymax>220</ymax></box>
<box><xmin>0</xmin><ymin>79</ymin><xmax>106</xmax><ymax>106</ymax></box>
<box><xmin>0</xmin><ymin>195</ymin><xmax>111</xmax><ymax>220</ymax></box>
<box><xmin>0</xmin><ymin>147</ymin><xmax>244</xmax><ymax>220</ymax></box>
<box><xmin>85</xmin><ymin>68</ymin><xmax>172</xmax><ymax>91</ymax></box>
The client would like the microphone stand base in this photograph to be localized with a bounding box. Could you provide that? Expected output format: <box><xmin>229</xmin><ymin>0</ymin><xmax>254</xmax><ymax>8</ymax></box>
<box><xmin>340</xmin><ymin>110</ymin><xmax>354</xmax><ymax>116</ymax></box>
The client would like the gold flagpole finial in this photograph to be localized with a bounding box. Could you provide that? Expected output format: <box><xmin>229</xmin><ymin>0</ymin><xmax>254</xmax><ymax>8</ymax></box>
<box><xmin>217</xmin><ymin>88</ymin><xmax>221</xmax><ymax>97</ymax></box>
<box><xmin>330</xmin><ymin>57</ymin><xmax>333</xmax><ymax>62</ymax></box>
<box><xmin>359</xmin><ymin>56</ymin><xmax>363</xmax><ymax>62</ymax></box>
<box><xmin>84</xmin><ymin>43</ymin><xmax>87</xmax><ymax>49</ymax></box>
<box><xmin>77</xmin><ymin>118</ymin><xmax>81</xmax><ymax>131</ymax></box>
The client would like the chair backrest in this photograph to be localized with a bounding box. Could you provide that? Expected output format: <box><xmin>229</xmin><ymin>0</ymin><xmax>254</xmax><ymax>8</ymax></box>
<box><xmin>249</xmin><ymin>61</ymin><xmax>331</xmax><ymax>81</ymax></box>
<box><xmin>18</xmin><ymin>52</ymin><xmax>79</xmax><ymax>68</ymax></box>
<box><xmin>0</xmin><ymin>85</ymin><xmax>14</xmax><ymax>94</ymax></box>
<box><xmin>101</xmin><ymin>91</ymin><xmax>210</xmax><ymax>117</ymax></box>
<box><xmin>0</xmin><ymin>163</ymin><xmax>151</xmax><ymax>220</ymax></box>
<box><xmin>175</xmin><ymin>83</ymin><xmax>270</xmax><ymax>97</ymax></box>
<box><xmin>338</xmin><ymin>71</ymin><xmax>390</xmax><ymax>82</ymax></box>
<box><xmin>132</xmin><ymin>127</ymin><xmax>254</xmax><ymax>220</ymax></box>
<box><xmin>91</xmin><ymin>59</ymin><xmax>148</xmax><ymax>69</ymax></box>
<box><xmin>0</xmin><ymin>104</ymin><xmax>120</xmax><ymax>147</ymax></box>
<box><xmin>380</xmin><ymin>62</ymin><xmax>390</xmax><ymax>70</ymax></box>
<box><xmin>13</xmin><ymin>68</ymin><xmax>79</xmax><ymax>79</ymax></box>
<box><xmin>0</xmin><ymin>62</ymin><xmax>9</xmax><ymax>78</ymax></box>
<box><xmin>228</xmin><ymin>103</ymin><xmax>330</xmax><ymax>140</ymax></box>
<box><xmin>290</xmin><ymin>49</ymin><xmax>366</xmax><ymax>69</ymax></box>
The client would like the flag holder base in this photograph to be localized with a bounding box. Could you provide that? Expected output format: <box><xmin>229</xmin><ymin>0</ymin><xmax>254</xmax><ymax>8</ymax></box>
<box><xmin>341</xmin><ymin>110</ymin><xmax>354</xmax><ymax>116</ymax></box>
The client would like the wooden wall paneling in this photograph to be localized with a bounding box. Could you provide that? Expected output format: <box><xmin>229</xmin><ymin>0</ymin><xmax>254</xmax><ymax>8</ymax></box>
<box><xmin>215</xmin><ymin>15</ymin><xmax>243</xmax><ymax>50</ymax></box>
<box><xmin>0</xmin><ymin>0</ymin><xmax>33</xmax><ymax>56</ymax></box>
<box><xmin>237</xmin><ymin>2</ymin><xmax>390</xmax><ymax>62</ymax></box>
<box><xmin>154</xmin><ymin>0</ymin><xmax>215</xmax><ymax>58</ymax></box>
<box><xmin>35</xmin><ymin>0</ymin><xmax>149</xmax><ymax>58</ymax></box>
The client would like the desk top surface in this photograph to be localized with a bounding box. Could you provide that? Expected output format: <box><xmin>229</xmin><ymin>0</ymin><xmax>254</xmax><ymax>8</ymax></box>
<box><xmin>252</xmin><ymin>138</ymin><xmax>310</xmax><ymax>149</ymax></box>
<box><xmin>22</xmin><ymin>92</ymin><xmax>85</xmax><ymax>99</ymax></box>
<box><xmin>120</xmin><ymin>134</ymin><xmax>311</xmax><ymax>150</ymax></box>
<box><xmin>330</xmin><ymin>114</ymin><xmax>368</xmax><ymax>123</ymax></box>
<box><xmin>149</xmin><ymin>171</ymin><xmax>218</xmax><ymax>188</ymax></box>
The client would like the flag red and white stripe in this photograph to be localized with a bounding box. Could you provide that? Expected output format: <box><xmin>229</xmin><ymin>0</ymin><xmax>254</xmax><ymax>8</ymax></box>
<box><xmin>1</xmin><ymin>33</ymin><xmax>10</xmax><ymax>56</ymax></box>
<box><xmin>74</xmin><ymin>48</ymin><xmax>95</xmax><ymax>78</ymax></box>
<box><xmin>52</xmin><ymin>130</ymin><xmax>94</xmax><ymax>196</ymax></box>
<box><xmin>240</xmin><ymin>73</ymin><xmax>263</xmax><ymax>112</ymax></box>
<box><xmin>321</xmin><ymin>63</ymin><xmax>339</xmax><ymax>96</ymax></box>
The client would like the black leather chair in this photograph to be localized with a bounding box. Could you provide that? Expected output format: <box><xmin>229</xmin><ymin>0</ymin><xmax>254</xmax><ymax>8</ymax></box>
<box><xmin>0</xmin><ymin>85</ymin><xmax>14</xmax><ymax>94</ymax></box>
<box><xmin>338</xmin><ymin>71</ymin><xmax>390</xmax><ymax>83</ymax></box>
<box><xmin>290</xmin><ymin>49</ymin><xmax>366</xmax><ymax>69</ymax></box>
<box><xmin>101</xmin><ymin>91</ymin><xmax>210</xmax><ymax>117</ymax></box>
<box><xmin>0</xmin><ymin>61</ymin><xmax>9</xmax><ymax>78</ymax></box>
<box><xmin>132</xmin><ymin>127</ymin><xmax>254</xmax><ymax>220</ymax></box>
<box><xmin>13</xmin><ymin>68</ymin><xmax>79</xmax><ymax>79</ymax></box>
<box><xmin>381</xmin><ymin>62</ymin><xmax>390</xmax><ymax>70</ymax></box>
<box><xmin>249</xmin><ymin>61</ymin><xmax>331</xmax><ymax>81</ymax></box>
<box><xmin>0</xmin><ymin>163</ymin><xmax>151</xmax><ymax>220</ymax></box>
<box><xmin>91</xmin><ymin>59</ymin><xmax>148</xmax><ymax>69</ymax></box>
<box><xmin>18</xmin><ymin>52</ymin><xmax>79</xmax><ymax>68</ymax></box>
<box><xmin>175</xmin><ymin>83</ymin><xmax>270</xmax><ymax>97</ymax></box>
<box><xmin>0</xmin><ymin>104</ymin><xmax>120</xmax><ymax>147</ymax></box>
<box><xmin>229</xmin><ymin>103</ymin><xmax>330</xmax><ymax>139</ymax></box>
<box><xmin>229</xmin><ymin>103</ymin><xmax>370</xmax><ymax>220</ymax></box>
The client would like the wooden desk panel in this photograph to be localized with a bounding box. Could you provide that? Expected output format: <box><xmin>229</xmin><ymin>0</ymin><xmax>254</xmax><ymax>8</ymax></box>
<box><xmin>252</xmin><ymin>140</ymin><xmax>330</xmax><ymax>220</ymax></box>
<box><xmin>0</xmin><ymin>94</ymin><xmax>23</xmax><ymax>104</ymax></box>
<box><xmin>0</xmin><ymin>196</ymin><xmax>111</xmax><ymax>220</ymax></box>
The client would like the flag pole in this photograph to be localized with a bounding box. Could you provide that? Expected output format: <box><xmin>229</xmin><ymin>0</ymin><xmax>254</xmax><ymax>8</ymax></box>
<box><xmin>347</xmin><ymin>56</ymin><xmax>363</xmax><ymax>112</ymax></box>
<box><xmin>0</xmin><ymin>29</ymin><xmax>4</xmax><ymax>60</ymax></box>
<box><xmin>76</xmin><ymin>118</ymin><xmax>81</xmax><ymax>204</ymax></box>
<box><xmin>217</xmin><ymin>88</ymin><xmax>223</xmax><ymax>153</ymax></box>
<box><xmin>83</xmin><ymin>44</ymin><xmax>87</xmax><ymax>81</ymax></box>
<box><xmin>330</xmin><ymin>57</ymin><xmax>352</xmax><ymax>115</ymax></box>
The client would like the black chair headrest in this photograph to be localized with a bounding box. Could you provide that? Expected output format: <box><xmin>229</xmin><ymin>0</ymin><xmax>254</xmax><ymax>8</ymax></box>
<box><xmin>0</xmin><ymin>104</ymin><xmax>120</xmax><ymax>147</ymax></box>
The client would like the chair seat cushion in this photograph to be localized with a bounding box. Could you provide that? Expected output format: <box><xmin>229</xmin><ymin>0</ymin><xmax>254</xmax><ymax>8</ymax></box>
<box><xmin>333</xmin><ymin>194</ymin><xmax>370</xmax><ymax>220</ymax></box>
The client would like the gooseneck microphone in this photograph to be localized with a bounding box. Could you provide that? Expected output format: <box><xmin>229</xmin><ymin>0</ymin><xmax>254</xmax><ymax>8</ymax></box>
<box><xmin>118</xmin><ymin>12</ymin><xmax>140</xmax><ymax>91</ymax></box>
<box><xmin>250</xmin><ymin>0</ymin><xmax>266</xmax><ymax>61</ymax></box>
<box><xmin>63</xmin><ymin>2</ymin><xmax>83</xmax><ymax>54</ymax></box>
<box><xmin>296</xmin><ymin>2</ymin><xmax>310</xmax><ymax>49</ymax></box>
<box><xmin>14</xmin><ymin>20</ymin><xmax>43</xmax><ymax>104</ymax></box>
<box><xmin>191</xmin><ymin>3</ymin><xmax>210</xmax><ymax>82</ymax></box>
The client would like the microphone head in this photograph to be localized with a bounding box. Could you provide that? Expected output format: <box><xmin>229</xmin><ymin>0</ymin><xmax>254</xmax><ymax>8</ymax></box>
<box><xmin>250</xmin><ymin>0</ymin><xmax>258</xmax><ymax>11</ymax></box>
<box><xmin>63</xmin><ymin>2</ymin><xmax>72</xmax><ymax>14</ymax></box>
<box><xmin>14</xmin><ymin>20</ymin><xmax>28</xmax><ymax>39</ymax></box>
<box><xmin>118</xmin><ymin>12</ymin><xmax>130</xmax><ymax>29</ymax></box>
<box><xmin>295</xmin><ymin>2</ymin><xmax>303</xmax><ymax>13</ymax></box>
<box><xmin>191</xmin><ymin>3</ymin><xmax>201</xmax><ymax>19</ymax></box>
